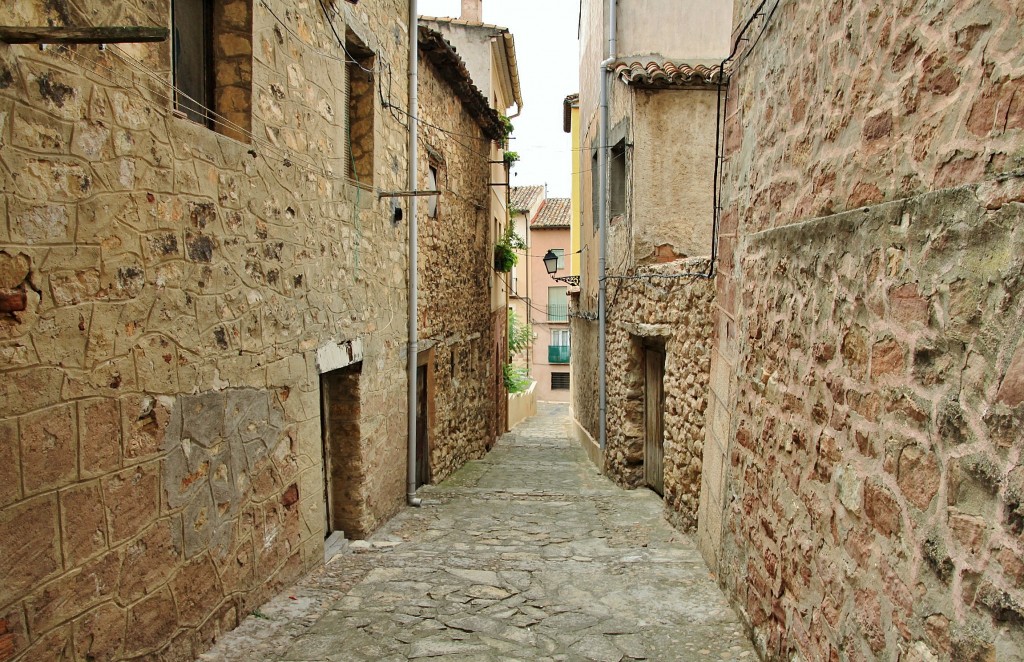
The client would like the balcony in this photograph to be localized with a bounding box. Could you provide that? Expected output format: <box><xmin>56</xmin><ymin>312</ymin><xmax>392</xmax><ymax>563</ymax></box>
<box><xmin>548</xmin><ymin>345</ymin><xmax>570</xmax><ymax>364</ymax></box>
<box><xmin>547</xmin><ymin>304</ymin><xmax>568</xmax><ymax>322</ymax></box>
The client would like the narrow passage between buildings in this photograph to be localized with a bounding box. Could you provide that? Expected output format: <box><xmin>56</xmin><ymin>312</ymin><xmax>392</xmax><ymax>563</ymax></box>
<box><xmin>200</xmin><ymin>403</ymin><xmax>756</xmax><ymax>661</ymax></box>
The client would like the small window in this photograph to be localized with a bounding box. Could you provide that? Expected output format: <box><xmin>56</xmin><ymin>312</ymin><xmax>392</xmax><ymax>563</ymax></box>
<box><xmin>551</xmin><ymin>329</ymin><xmax>570</xmax><ymax>347</ymax></box>
<box><xmin>173</xmin><ymin>0</ymin><xmax>213</xmax><ymax>127</ymax></box>
<box><xmin>427</xmin><ymin>165</ymin><xmax>439</xmax><ymax>218</ymax></box>
<box><xmin>591</xmin><ymin>149</ymin><xmax>599</xmax><ymax>229</ymax></box>
<box><xmin>346</xmin><ymin>29</ymin><xmax>376</xmax><ymax>186</ymax></box>
<box><xmin>610</xmin><ymin>139</ymin><xmax>626</xmax><ymax>217</ymax></box>
<box><xmin>172</xmin><ymin>0</ymin><xmax>252</xmax><ymax>141</ymax></box>
<box><xmin>551</xmin><ymin>372</ymin><xmax>570</xmax><ymax>390</ymax></box>
<box><xmin>552</xmin><ymin>248</ymin><xmax>565</xmax><ymax>271</ymax></box>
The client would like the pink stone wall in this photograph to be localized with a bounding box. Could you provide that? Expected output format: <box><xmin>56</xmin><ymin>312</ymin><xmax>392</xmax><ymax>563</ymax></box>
<box><xmin>713</xmin><ymin>0</ymin><xmax>1024</xmax><ymax>658</ymax></box>
<box><xmin>725</xmin><ymin>0</ymin><xmax>1024</xmax><ymax>233</ymax></box>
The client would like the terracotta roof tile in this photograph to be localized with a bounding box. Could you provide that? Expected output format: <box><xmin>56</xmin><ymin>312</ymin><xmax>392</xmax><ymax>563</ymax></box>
<box><xmin>510</xmin><ymin>186</ymin><xmax>544</xmax><ymax>212</ymax></box>
<box><xmin>613</xmin><ymin>60</ymin><xmax>726</xmax><ymax>87</ymax></box>
<box><xmin>531</xmin><ymin>198</ymin><xmax>571</xmax><ymax>229</ymax></box>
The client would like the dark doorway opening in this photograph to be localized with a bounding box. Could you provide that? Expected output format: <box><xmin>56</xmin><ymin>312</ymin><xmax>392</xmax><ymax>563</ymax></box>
<box><xmin>321</xmin><ymin>362</ymin><xmax>363</xmax><ymax>537</ymax></box>
<box><xmin>644</xmin><ymin>343</ymin><xmax>666</xmax><ymax>496</ymax></box>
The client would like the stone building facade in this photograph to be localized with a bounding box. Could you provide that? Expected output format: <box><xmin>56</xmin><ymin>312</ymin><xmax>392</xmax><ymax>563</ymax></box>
<box><xmin>571</xmin><ymin>0</ymin><xmax>728</xmax><ymax>527</ymax></box>
<box><xmin>415</xmin><ymin>24</ymin><xmax>509</xmax><ymax>485</ymax></box>
<box><xmin>420</xmin><ymin>6</ymin><xmax>522</xmax><ymax>442</ymax></box>
<box><xmin>0</xmin><ymin>0</ymin><xmax>502</xmax><ymax>659</ymax></box>
<box><xmin>699</xmin><ymin>0</ymin><xmax>1024</xmax><ymax>659</ymax></box>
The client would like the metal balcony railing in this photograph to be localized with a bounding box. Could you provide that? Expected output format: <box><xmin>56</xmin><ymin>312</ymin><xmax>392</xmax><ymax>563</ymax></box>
<box><xmin>547</xmin><ymin>304</ymin><xmax>568</xmax><ymax>322</ymax></box>
<box><xmin>548</xmin><ymin>345</ymin><xmax>570</xmax><ymax>363</ymax></box>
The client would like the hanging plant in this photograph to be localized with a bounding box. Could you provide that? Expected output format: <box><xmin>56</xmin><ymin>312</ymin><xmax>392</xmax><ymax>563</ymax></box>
<box><xmin>494</xmin><ymin>224</ymin><xmax>525</xmax><ymax>273</ymax></box>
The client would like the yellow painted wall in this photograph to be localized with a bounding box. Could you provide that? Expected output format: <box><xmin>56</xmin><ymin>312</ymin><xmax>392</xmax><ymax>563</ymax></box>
<box><xmin>570</xmin><ymin>104</ymin><xmax>582</xmax><ymax>276</ymax></box>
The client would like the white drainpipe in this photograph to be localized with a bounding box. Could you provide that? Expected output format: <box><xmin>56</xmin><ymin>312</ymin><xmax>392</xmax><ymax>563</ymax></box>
<box><xmin>407</xmin><ymin>0</ymin><xmax>422</xmax><ymax>507</ymax></box>
<box><xmin>597</xmin><ymin>0</ymin><xmax>616</xmax><ymax>451</ymax></box>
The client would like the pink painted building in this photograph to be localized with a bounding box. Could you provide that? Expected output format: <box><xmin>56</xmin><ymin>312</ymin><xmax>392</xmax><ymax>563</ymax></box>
<box><xmin>526</xmin><ymin>198</ymin><xmax>572</xmax><ymax>402</ymax></box>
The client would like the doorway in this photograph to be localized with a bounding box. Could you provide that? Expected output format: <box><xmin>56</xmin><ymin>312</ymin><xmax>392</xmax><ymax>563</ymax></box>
<box><xmin>416</xmin><ymin>364</ymin><xmax>430</xmax><ymax>487</ymax></box>
<box><xmin>644</xmin><ymin>343</ymin><xmax>666</xmax><ymax>496</ymax></box>
<box><xmin>320</xmin><ymin>362</ymin><xmax>362</xmax><ymax>537</ymax></box>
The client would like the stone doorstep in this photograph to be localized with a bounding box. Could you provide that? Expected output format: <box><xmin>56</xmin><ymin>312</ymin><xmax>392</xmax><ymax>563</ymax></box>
<box><xmin>324</xmin><ymin>531</ymin><xmax>349</xmax><ymax>563</ymax></box>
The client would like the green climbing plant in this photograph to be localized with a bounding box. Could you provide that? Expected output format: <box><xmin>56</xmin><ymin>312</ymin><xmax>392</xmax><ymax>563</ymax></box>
<box><xmin>494</xmin><ymin>223</ymin><xmax>526</xmax><ymax>273</ymax></box>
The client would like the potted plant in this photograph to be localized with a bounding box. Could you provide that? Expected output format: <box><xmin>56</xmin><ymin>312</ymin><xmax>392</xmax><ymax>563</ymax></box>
<box><xmin>494</xmin><ymin>224</ymin><xmax>525</xmax><ymax>273</ymax></box>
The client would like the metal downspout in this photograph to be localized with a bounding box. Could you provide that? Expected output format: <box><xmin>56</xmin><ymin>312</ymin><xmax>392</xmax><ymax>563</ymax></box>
<box><xmin>598</xmin><ymin>0</ymin><xmax>616</xmax><ymax>452</ymax></box>
<box><xmin>407</xmin><ymin>0</ymin><xmax>422</xmax><ymax>507</ymax></box>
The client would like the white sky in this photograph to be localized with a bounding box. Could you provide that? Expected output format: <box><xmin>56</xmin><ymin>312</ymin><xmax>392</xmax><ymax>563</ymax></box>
<box><xmin>418</xmin><ymin>0</ymin><xmax>580</xmax><ymax>198</ymax></box>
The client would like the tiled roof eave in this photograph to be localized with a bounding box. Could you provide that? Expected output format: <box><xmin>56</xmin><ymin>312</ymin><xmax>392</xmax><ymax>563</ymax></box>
<box><xmin>418</xmin><ymin>25</ymin><xmax>505</xmax><ymax>142</ymax></box>
<box><xmin>612</xmin><ymin>60</ymin><xmax>730</xmax><ymax>88</ymax></box>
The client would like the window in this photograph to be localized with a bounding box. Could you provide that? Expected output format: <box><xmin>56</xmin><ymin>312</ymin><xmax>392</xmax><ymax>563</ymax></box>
<box><xmin>346</xmin><ymin>29</ymin><xmax>376</xmax><ymax>186</ymax></box>
<box><xmin>172</xmin><ymin>0</ymin><xmax>252</xmax><ymax>141</ymax></box>
<box><xmin>427</xmin><ymin>165</ymin><xmax>439</xmax><ymax>218</ymax></box>
<box><xmin>551</xmin><ymin>329</ymin><xmax>570</xmax><ymax>346</ymax></box>
<box><xmin>551</xmin><ymin>248</ymin><xmax>565</xmax><ymax>271</ymax></box>
<box><xmin>551</xmin><ymin>372</ymin><xmax>570</xmax><ymax>390</ymax></box>
<box><xmin>590</xmin><ymin>139</ymin><xmax>627</xmax><ymax>225</ymax></box>
<box><xmin>547</xmin><ymin>286</ymin><xmax>567</xmax><ymax>322</ymax></box>
<box><xmin>610</xmin><ymin>139</ymin><xmax>626</xmax><ymax>217</ymax></box>
<box><xmin>172</xmin><ymin>0</ymin><xmax>212</xmax><ymax>127</ymax></box>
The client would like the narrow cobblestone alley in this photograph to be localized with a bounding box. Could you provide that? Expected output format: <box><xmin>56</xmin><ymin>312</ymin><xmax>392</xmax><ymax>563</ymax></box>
<box><xmin>199</xmin><ymin>404</ymin><xmax>756</xmax><ymax>661</ymax></box>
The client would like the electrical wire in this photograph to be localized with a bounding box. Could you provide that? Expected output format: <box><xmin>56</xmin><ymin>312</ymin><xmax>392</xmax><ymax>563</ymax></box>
<box><xmin>40</xmin><ymin>6</ymin><xmax>544</xmax><ymax>265</ymax></box>
<box><xmin>710</xmin><ymin>0</ymin><xmax>779</xmax><ymax>278</ymax></box>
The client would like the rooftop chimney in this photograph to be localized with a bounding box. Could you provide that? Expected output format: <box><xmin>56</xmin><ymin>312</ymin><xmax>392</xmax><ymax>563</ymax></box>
<box><xmin>461</xmin><ymin>0</ymin><xmax>482</xmax><ymax>22</ymax></box>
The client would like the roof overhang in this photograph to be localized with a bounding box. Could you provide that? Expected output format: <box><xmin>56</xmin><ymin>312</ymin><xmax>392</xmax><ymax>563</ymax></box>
<box><xmin>562</xmin><ymin>93</ymin><xmax>579</xmax><ymax>133</ymax></box>
<box><xmin>417</xmin><ymin>24</ymin><xmax>505</xmax><ymax>142</ymax></box>
<box><xmin>613</xmin><ymin>58</ymin><xmax>728</xmax><ymax>89</ymax></box>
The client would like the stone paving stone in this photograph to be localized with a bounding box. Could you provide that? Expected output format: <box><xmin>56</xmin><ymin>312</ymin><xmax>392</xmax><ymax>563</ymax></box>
<box><xmin>198</xmin><ymin>403</ymin><xmax>756</xmax><ymax>661</ymax></box>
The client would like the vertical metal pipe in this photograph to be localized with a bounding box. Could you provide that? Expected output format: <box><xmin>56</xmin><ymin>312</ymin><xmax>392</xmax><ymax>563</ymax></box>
<box><xmin>597</xmin><ymin>0</ymin><xmax>616</xmax><ymax>451</ymax></box>
<box><xmin>407</xmin><ymin>0</ymin><xmax>422</xmax><ymax>507</ymax></box>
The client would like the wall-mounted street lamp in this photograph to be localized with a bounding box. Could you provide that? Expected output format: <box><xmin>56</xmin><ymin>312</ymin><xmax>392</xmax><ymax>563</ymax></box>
<box><xmin>542</xmin><ymin>249</ymin><xmax>580</xmax><ymax>287</ymax></box>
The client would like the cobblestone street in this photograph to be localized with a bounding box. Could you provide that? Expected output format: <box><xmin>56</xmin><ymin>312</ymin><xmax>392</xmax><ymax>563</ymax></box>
<box><xmin>200</xmin><ymin>404</ymin><xmax>756</xmax><ymax>661</ymax></box>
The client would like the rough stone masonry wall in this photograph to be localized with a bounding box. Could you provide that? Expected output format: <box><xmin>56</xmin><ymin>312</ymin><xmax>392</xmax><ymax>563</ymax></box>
<box><xmin>724</xmin><ymin>183</ymin><xmax>1024</xmax><ymax>660</ymax></box>
<box><xmin>570</xmin><ymin>313</ymin><xmax>600</xmax><ymax>437</ymax></box>
<box><xmin>416</xmin><ymin>53</ymin><xmax>497</xmax><ymax>483</ymax></box>
<box><xmin>600</xmin><ymin>265</ymin><xmax>714</xmax><ymax>531</ymax></box>
<box><xmin>0</xmin><ymin>0</ymin><xmax>411</xmax><ymax>660</ymax></box>
<box><xmin>724</xmin><ymin>0</ymin><xmax>1024</xmax><ymax>234</ymax></box>
<box><xmin>713</xmin><ymin>0</ymin><xmax>1024</xmax><ymax>659</ymax></box>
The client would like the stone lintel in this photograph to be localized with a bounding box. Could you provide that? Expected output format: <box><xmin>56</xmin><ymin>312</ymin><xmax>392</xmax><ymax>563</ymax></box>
<box><xmin>316</xmin><ymin>337</ymin><xmax>364</xmax><ymax>374</ymax></box>
<box><xmin>622</xmin><ymin>322</ymin><xmax>673</xmax><ymax>338</ymax></box>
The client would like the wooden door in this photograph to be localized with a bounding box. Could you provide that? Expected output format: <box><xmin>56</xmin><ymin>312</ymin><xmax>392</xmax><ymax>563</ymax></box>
<box><xmin>416</xmin><ymin>365</ymin><xmax>430</xmax><ymax>487</ymax></box>
<box><xmin>644</xmin><ymin>346</ymin><xmax>665</xmax><ymax>496</ymax></box>
<box><xmin>320</xmin><ymin>380</ymin><xmax>333</xmax><ymax>534</ymax></box>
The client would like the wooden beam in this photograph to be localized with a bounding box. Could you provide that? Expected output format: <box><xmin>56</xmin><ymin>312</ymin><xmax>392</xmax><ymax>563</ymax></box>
<box><xmin>0</xmin><ymin>26</ymin><xmax>169</xmax><ymax>45</ymax></box>
<box><xmin>377</xmin><ymin>190</ymin><xmax>441</xmax><ymax>198</ymax></box>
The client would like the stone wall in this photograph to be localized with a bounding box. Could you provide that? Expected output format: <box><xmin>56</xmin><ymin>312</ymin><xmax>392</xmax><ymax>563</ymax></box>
<box><xmin>721</xmin><ymin>183</ymin><xmax>1024</xmax><ymax>660</ymax></box>
<box><xmin>0</xmin><ymin>0</ymin><xmax>412</xmax><ymax>659</ymax></box>
<box><xmin>709</xmin><ymin>0</ymin><xmax>1024</xmax><ymax>659</ymax></box>
<box><xmin>416</xmin><ymin>51</ymin><xmax>499</xmax><ymax>483</ymax></box>
<box><xmin>602</xmin><ymin>264</ymin><xmax>714</xmax><ymax>530</ymax></box>
<box><xmin>569</xmin><ymin>311</ymin><xmax>600</xmax><ymax>441</ymax></box>
<box><xmin>725</xmin><ymin>0</ymin><xmax>1023</xmax><ymax>234</ymax></box>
